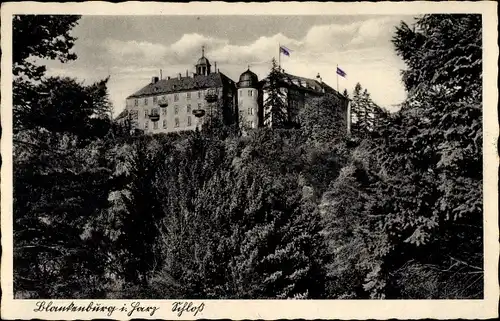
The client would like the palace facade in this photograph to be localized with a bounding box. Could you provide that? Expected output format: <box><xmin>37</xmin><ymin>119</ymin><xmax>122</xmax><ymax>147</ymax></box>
<box><xmin>118</xmin><ymin>48</ymin><xmax>350</xmax><ymax>134</ymax></box>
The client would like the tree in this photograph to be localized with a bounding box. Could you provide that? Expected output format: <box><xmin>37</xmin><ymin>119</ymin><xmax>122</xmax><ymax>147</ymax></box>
<box><xmin>317</xmin><ymin>14</ymin><xmax>483</xmax><ymax>300</ymax></box>
<box><xmin>13</xmin><ymin>15</ymin><xmax>81</xmax><ymax>80</ymax></box>
<box><xmin>230</xmin><ymin>130</ymin><xmax>328</xmax><ymax>299</ymax></box>
<box><xmin>14</xmin><ymin>76</ymin><xmax>112</xmax><ymax>135</ymax></box>
<box><xmin>392</xmin><ymin>14</ymin><xmax>481</xmax><ymax>101</ymax></box>
<box><xmin>350</xmin><ymin>84</ymin><xmax>386</xmax><ymax>137</ymax></box>
<box><xmin>13</xmin><ymin>78</ymin><xmax>117</xmax><ymax>298</ymax></box>
<box><xmin>300</xmin><ymin>94</ymin><xmax>348</xmax><ymax>141</ymax></box>
<box><xmin>12</xmin><ymin>15</ymin><xmax>120</xmax><ymax>299</ymax></box>
<box><xmin>361</xmin><ymin>14</ymin><xmax>483</xmax><ymax>298</ymax></box>
<box><xmin>350</xmin><ymin>83</ymin><xmax>369</xmax><ymax>137</ymax></box>
<box><xmin>110</xmin><ymin>136</ymin><xmax>166</xmax><ymax>286</ymax></box>
<box><xmin>263</xmin><ymin>58</ymin><xmax>288</xmax><ymax>128</ymax></box>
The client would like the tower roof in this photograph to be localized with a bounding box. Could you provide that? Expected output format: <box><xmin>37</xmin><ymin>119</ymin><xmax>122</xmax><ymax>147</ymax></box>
<box><xmin>237</xmin><ymin>68</ymin><xmax>259</xmax><ymax>88</ymax></box>
<box><xmin>196</xmin><ymin>56</ymin><xmax>210</xmax><ymax>66</ymax></box>
<box><xmin>196</xmin><ymin>46</ymin><xmax>211</xmax><ymax>66</ymax></box>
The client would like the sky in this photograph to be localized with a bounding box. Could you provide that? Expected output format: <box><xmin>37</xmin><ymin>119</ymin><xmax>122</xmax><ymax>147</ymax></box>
<box><xmin>42</xmin><ymin>15</ymin><xmax>416</xmax><ymax>116</ymax></box>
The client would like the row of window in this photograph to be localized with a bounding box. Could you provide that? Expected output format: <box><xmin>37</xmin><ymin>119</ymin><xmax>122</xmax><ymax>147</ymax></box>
<box><xmin>143</xmin><ymin>104</ymin><xmax>200</xmax><ymax>117</ymax></box>
<box><xmin>240</xmin><ymin>108</ymin><xmax>255</xmax><ymax>116</ymax></box>
<box><xmin>135</xmin><ymin>91</ymin><xmax>208</xmax><ymax>106</ymax></box>
<box><xmin>145</xmin><ymin>116</ymin><xmax>193</xmax><ymax>130</ymax></box>
<box><xmin>238</xmin><ymin>89</ymin><xmax>254</xmax><ymax>97</ymax></box>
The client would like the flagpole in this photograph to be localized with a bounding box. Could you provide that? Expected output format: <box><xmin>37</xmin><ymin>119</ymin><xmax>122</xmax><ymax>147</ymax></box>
<box><xmin>336</xmin><ymin>64</ymin><xmax>339</xmax><ymax>92</ymax></box>
<box><xmin>278</xmin><ymin>43</ymin><xmax>281</xmax><ymax>71</ymax></box>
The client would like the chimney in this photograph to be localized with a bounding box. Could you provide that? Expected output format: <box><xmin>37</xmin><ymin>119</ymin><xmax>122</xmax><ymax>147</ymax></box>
<box><xmin>218</xmin><ymin>68</ymin><xmax>220</xmax><ymax>73</ymax></box>
<box><xmin>160</xmin><ymin>69</ymin><xmax>162</xmax><ymax>80</ymax></box>
<box><xmin>152</xmin><ymin>76</ymin><xmax>159</xmax><ymax>84</ymax></box>
<box><xmin>214</xmin><ymin>62</ymin><xmax>217</xmax><ymax>72</ymax></box>
<box><xmin>178</xmin><ymin>73</ymin><xmax>182</xmax><ymax>80</ymax></box>
<box><xmin>167</xmin><ymin>76</ymin><xmax>171</xmax><ymax>80</ymax></box>
<box><xmin>316</xmin><ymin>73</ymin><xmax>322</xmax><ymax>82</ymax></box>
<box><xmin>186</xmin><ymin>70</ymin><xmax>188</xmax><ymax>77</ymax></box>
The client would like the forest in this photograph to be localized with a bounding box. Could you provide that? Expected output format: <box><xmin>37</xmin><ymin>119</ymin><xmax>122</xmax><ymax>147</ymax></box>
<box><xmin>12</xmin><ymin>14</ymin><xmax>483</xmax><ymax>299</ymax></box>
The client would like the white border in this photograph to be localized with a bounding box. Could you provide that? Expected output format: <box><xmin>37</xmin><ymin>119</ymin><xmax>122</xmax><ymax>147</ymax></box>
<box><xmin>1</xmin><ymin>2</ymin><xmax>498</xmax><ymax>320</ymax></box>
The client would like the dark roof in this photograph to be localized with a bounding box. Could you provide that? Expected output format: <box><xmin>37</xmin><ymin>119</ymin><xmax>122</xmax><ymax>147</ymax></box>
<box><xmin>281</xmin><ymin>73</ymin><xmax>325</xmax><ymax>93</ymax></box>
<box><xmin>237</xmin><ymin>69</ymin><xmax>259</xmax><ymax>88</ymax></box>
<box><xmin>127</xmin><ymin>72</ymin><xmax>236</xmax><ymax>99</ymax></box>
<box><xmin>262</xmin><ymin>72</ymin><xmax>346</xmax><ymax>100</ymax></box>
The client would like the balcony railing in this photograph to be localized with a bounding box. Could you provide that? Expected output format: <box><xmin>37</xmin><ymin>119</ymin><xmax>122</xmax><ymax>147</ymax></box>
<box><xmin>192</xmin><ymin>109</ymin><xmax>206</xmax><ymax>118</ymax></box>
<box><xmin>158</xmin><ymin>98</ymin><xmax>168</xmax><ymax>108</ymax></box>
<box><xmin>205</xmin><ymin>91</ymin><xmax>218</xmax><ymax>103</ymax></box>
<box><xmin>148</xmin><ymin>112</ymin><xmax>160</xmax><ymax>122</ymax></box>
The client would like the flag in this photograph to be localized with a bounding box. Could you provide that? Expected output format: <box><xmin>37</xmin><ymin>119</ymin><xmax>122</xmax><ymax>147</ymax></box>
<box><xmin>280</xmin><ymin>45</ymin><xmax>291</xmax><ymax>56</ymax></box>
<box><xmin>336</xmin><ymin>66</ymin><xmax>347</xmax><ymax>78</ymax></box>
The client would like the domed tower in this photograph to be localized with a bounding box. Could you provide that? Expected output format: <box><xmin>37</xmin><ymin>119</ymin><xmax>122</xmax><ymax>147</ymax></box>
<box><xmin>237</xmin><ymin>68</ymin><xmax>260</xmax><ymax>129</ymax></box>
<box><xmin>196</xmin><ymin>46</ymin><xmax>211</xmax><ymax>76</ymax></box>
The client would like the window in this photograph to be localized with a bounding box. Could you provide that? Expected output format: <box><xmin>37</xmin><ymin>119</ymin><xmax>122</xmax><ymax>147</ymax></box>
<box><xmin>198</xmin><ymin>91</ymin><xmax>201</xmax><ymax>99</ymax></box>
<box><xmin>144</xmin><ymin>110</ymin><xmax>148</xmax><ymax>117</ymax></box>
<box><xmin>187</xmin><ymin>116</ymin><xmax>192</xmax><ymax>126</ymax></box>
<box><xmin>134</xmin><ymin>99</ymin><xmax>138</xmax><ymax>106</ymax></box>
<box><xmin>248</xmin><ymin>108</ymin><xmax>253</xmax><ymax>115</ymax></box>
<box><xmin>174</xmin><ymin>106</ymin><xmax>179</xmax><ymax>115</ymax></box>
<box><xmin>144</xmin><ymin>98</ymin><xmax>148</xmax><ymax>105</ymax></box>
<box><xmin>175</xmin><ymin>118</ymin><xmax>180</xmax><ymax>127</ymax></box>
<box><xmin>162</xmin><ymin>108</ymin><xmax>167</xmax><ymax>116</ymax></box>
<box><xmin>145</xmin><ymin>121</ymin><xmax>149</xmax><ymax>129</ymax></box>
<box><xmin>153</xmin><ymin>121</ymin><xmax>158</xmax><ymax>129</ymax></box>
<box><xmin>153</xmin><ymin>96</ymin><xmax>157</xmax><ymax>103</ymax></box>
<box><xmin>248</xmin><ymin>90</ymin><xmax>253</xmax><ymax>97</ymax></box>
<box><xmin>174</xmin><ymin>93</ymin><xmax>179</xmax><ymax>102</ymax></box>
<box><xmin>198</xmin><ymin>103</ymin><xmax>202</xmax><ymax>108</ymax></box>
<box><xmin>187</xmin><ymin>104</ymin><xmax>191</xmax><ymax>113</ymax></box>
<box><xmin>163</xmin><ymin>120</ymin><xmax>167</xmax><ymax>129</ymax></box>
<box><xmin>187</xmin><ymin>92</ymin><xmax>191</xmax><ymax>99</ymax></box>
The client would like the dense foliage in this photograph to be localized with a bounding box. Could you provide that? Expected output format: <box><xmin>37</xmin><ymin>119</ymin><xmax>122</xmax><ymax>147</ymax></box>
<box><xmin>12</xmin><ymin>14</ymin><xmax>483</xmax><ymax>299</ymax></box>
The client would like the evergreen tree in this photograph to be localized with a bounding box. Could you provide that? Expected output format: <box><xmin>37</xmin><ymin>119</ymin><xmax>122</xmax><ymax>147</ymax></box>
<box><xmin>13</xmin><ymin>15</ymin><xmax>81</xmax><ymax>80</ymax></box>
<box><xmin>229</xmin><ymin>130</ymin><xmax>327</xmax><ymax>299</ymax></box>
<box><xmin>13</xmin><ymin>77</ymin><xmax>116</xmax><ymax>298</ymax></box>
<box><xmin>384</xmin><ymin>14</ymin><xmax>483</xmax><ymax>298</ymax></box>
<box><xmin>263</xmin><ymin>58</ymin><xmax>288</xmax><ymax>128</ymax></box>
<box><xmin>350</xmin><ymin>83</ymin><xmax>365</xmax><ymax>136</ymax></box>
<box><xmin>299</xmin><ymin>93</ymin><xmax>348</xmax><ymax>146</ymax></box>
<box><xmin>12</xmin><ymin>15</ymin><xmax>119</xmax><ymax>298</ymax></box>
<box><xmin>350</xmin><ymin>84</ymin><xmax>383</xmax><ymax>137</ymax></box>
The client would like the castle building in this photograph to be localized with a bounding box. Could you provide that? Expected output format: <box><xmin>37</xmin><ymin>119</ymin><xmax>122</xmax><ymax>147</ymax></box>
<box><xmin>118</xmin><ymin>48</ymin><xmax>350</xmax><ymax>134</ymax></box>
<box><xmin>120</xmin><ymin>47</ymin><xmax>237</xmax><ymax>134</ymax></box>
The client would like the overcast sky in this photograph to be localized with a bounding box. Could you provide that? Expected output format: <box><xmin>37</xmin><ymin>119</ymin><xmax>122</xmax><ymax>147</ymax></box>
<box><xmin>42</xmin><ymin>15</ymin><xmax>416</xmax><ymax>116</ymax></box>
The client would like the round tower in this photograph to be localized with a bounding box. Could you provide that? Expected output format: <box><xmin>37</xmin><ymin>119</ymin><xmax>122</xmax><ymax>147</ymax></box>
<box><xmin>237</xmin><ymin>68</ymin><xmax>259</xmax><ymax>129</ymax></box>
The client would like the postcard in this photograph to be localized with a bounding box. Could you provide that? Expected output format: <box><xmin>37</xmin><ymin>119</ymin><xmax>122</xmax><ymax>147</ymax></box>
<box><xmin>1</xmin><ymin>1</ymin><xmax>498</xmax><ymax>320</ymax></box>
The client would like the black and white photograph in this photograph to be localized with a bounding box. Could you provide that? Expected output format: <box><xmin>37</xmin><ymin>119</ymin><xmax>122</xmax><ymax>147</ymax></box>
<box><xmin>1</xmin><ymin>2</ymin><xmax>498</xmax><ymax>320</ymax></box>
